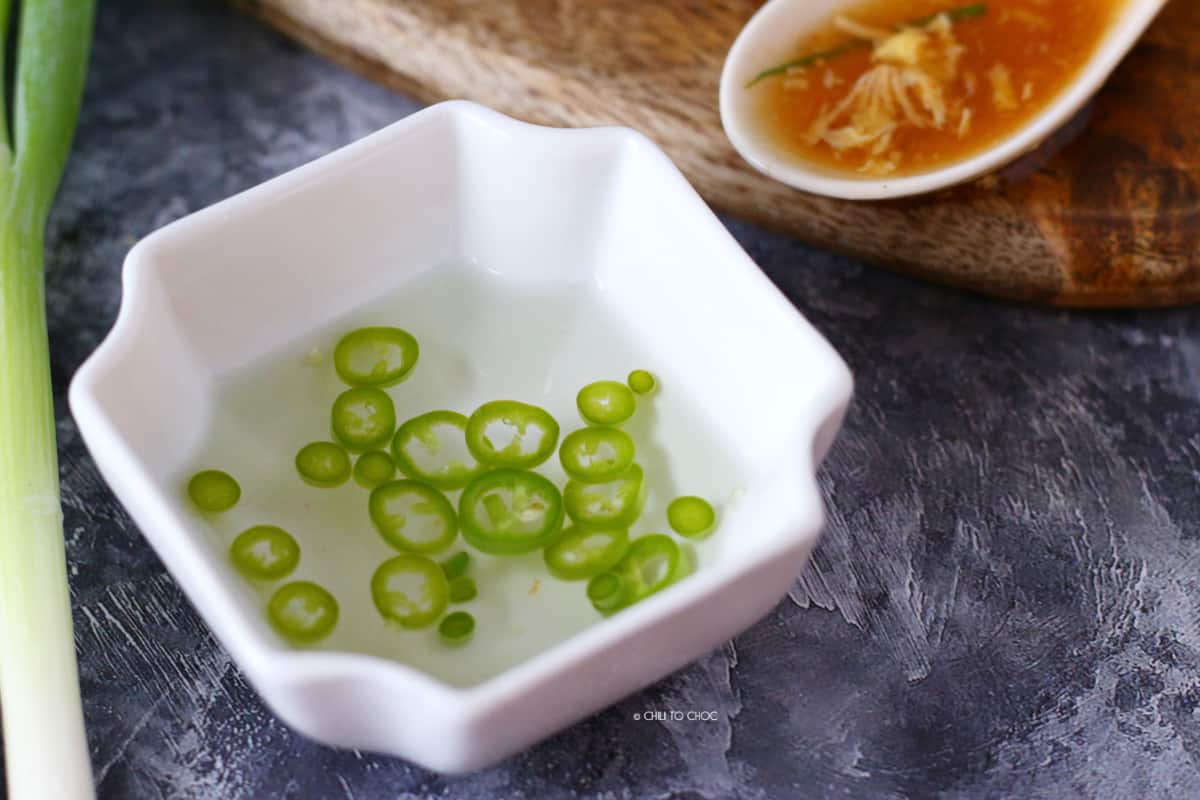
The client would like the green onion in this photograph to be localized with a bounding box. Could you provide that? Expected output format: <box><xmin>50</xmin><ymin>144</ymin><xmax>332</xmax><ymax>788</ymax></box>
<box><xmin>438</xmin><ymin>611</ymin><xmax>475</xmax><ymax>645</ymax></box>
<box><xmin>745</xmin><ymin>3</ymin><xmax>988</xmax><ymax>87</ymax></box>
<box><xmin>230</xmin><ymin>525</ymin><xmax>300</xmax><ymax>581</ymax></box>
<box><xmin>909</xmin><ymin>2</ymin><xmax>987</xmax><ymax>28</ymax></box>
<box><xmin>187</xmin><ymin>469</ymin><xmax>241</xmax><ymax>511</ymax></box>
<box><xmin>745</xmin><ymin>41</ymin><xmax>867</xmax><ymax>89</ymax></box>
<box><xmin>268</xmin><ymin>581</ymin><xmax>339</xmax><ymax>642</ymax></box>
<box><xmin>371</xmin><ymin>554</ymin><xmax>449</xmax><ymax>628</ymax></box>
<box><xmin>368</xmin><ymin>479</ymin><xmax>458</xmax><ymax>554</ymax></box>
<box><xmin>0</xmin><ymin>2</ymin><xmax>97</xmax><ymax>797</ymax></box>
<box><xmin>666</xmin><ymin>496</ymin><xmax>717</xmax><ymax>539</ymax></box>
<box><xmin>576</xmin><ymin>380</ymin><xmax>636</xmax><ymax>427</ymax></box>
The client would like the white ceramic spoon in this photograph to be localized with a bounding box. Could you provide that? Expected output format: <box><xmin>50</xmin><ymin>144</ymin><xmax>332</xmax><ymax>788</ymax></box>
<box><xmin>719</xmin><ymin>0</ymin><xmax>1168</xmax><ymax>200</ymax></box>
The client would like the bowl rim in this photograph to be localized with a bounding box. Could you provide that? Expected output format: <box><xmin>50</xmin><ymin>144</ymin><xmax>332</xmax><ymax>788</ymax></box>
<box><xmin>719</xmin><ymin>0</ymin><xmax>1169</xmax><ymax>200</ymax></box>
<box><xmin>68</xmin><ymin>101</ymin><xmax>854</xmax><ymax>721</ymax></box>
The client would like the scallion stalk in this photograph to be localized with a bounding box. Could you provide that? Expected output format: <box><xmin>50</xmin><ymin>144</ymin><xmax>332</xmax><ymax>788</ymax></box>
<box><xmin>0</xmin><ymin>1</ymin><xmax>97</xmax><ymax>798</ymax></box>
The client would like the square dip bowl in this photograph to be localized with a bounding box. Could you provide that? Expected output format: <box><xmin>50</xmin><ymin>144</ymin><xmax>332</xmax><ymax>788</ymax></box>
<box><xmin>69</xmin><ymin>101</ymin><xmax>853</xmax><ymax>772</ymax></box>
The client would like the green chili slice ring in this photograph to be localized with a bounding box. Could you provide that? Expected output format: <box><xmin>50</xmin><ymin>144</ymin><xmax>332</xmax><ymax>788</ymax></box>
<box><xmin>368</xmin><ymin>480</ymin><xmax>458</xmax><ymax>554</ymax></box>
<box><xmin>667</xmin><ymin>496</ymin><xmax>717</xmax><ymax>539</ymax></box>
<box><xmin>576</xmin><ymin>380</ymin><xmax>636</xmax><ymax>426</ymax></box>
<box><xmin>465</xmin><ymin>400</ymin><xmax>560</xmax><ymax>469</ymax></box>
<box><xmin>563</xmin><ymin>464</ymin><xmax>645</xmax><ymax>528</ymax></box>
<box><xmin>295</xmin><ymin>441</ymin><xmax>352</xmax><ymax>488</ymax></box>
<box><xmin>333</xmin><ymin>326</ymin><xmax>419</xmax><ymax>387</ymax></box>
<box><xmin>587</xmin><ymin>533</ymin><xmax>691</xmax><ymax>616</ymax></box>
<box><xmin>587</xmin><ymin>572</ymin><xmax>625</xmax><ymax>614</ymax></box>
<box><xmin>331</xmin><ymin>387</ymin><xmax>396</xmax><ymax>452</ymax></box>
<box><xmin>371</xmin><ymin>554</ymin><xmax>449</xmax><ymax>629</ymax></box>
<box><xmin>230</xmin><ymin>525</ymin><xmax>300</xmax><ymax>581</ymax></box>
<box><xmin>392</xmin><ymin>410</ymin><xmax>485</xmax><ymax>490</ymax></box>
<box><xmin>459</xmin><ymin>469</ymin><xmax>564</xmax><ymax>555</ymax></box>
<box><xmin>543</xmin><ymin>525</ymin><xmax>629</xmax><ymax>581</ymax></box>
<box><xmin>187</xmin><ymin>469</ymin><xmax>241</xmax><ymax>512</ymax></box>
<box><xmin>353</xmin><ymin>450</ymin><xmax>396</xmax><ymax>489</ymax></box>
<box><xmin>558</xmin><ymin>427</ymin><xmax>636</xmax><ymax>483</ymax></box>
<box><xmin>268</xmin><ymin>581</ymin><xmax>339</xmax><ymax>642</ymax></box>
<box><xmin>627</xmin><ymin>369</ymin><xmax>656</xmax><ymax>395</ymax></box>
<box><xmin>439</xmin><ymin>611</ymin><xmax>475</xmax><ymax>645</ymax></box>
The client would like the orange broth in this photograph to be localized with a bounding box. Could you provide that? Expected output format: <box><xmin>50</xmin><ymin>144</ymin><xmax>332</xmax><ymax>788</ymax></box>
<box><xmin>754</xmin><ymin>0</ymin><xmax>1124</xmax><ymax>177</ymax></box>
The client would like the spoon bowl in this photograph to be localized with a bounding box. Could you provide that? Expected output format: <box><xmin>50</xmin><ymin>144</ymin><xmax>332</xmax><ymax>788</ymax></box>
<box><xmin>720</xmin><ymin>0</ymin><xmax>1168</xmax><ymax>200</ymax></box>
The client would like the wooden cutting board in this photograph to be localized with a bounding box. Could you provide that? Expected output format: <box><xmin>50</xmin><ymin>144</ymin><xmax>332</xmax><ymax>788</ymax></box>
<box><xmin>232</xmin><ymin>0</ymin><xmax>1198</xmax><ymax>307</ymax></box>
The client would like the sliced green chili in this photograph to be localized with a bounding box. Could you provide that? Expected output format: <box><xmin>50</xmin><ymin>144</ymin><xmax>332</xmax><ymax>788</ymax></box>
<box><xmin>333</xmin><ymin>326</ymin><xmax>419</xmax><ymax>387</ymax></box>
<box><xmin>465</xmin><ymin>400</ymin><xmax>560</xmax><ymax>469</ymax></box>
<box><xmin>392</xmin><ymin>410</ymin><xmax>484</xmax><ymax>490</ymax></box>
<box><xmin>439</xmin><ymin>611</ymin><xmax>475</xmax><ymax>645</ymax></box>
<box><xmin>576</xmin><ymin>381</ymin><xmax>636</xmax><ymax>427</ymax></box>
<box><xmin>368</xmin><ymin>480</ymin><xmax>458</xmax><ymax>554</ymax></box>
<box><xmin>371</xmin><ymin>554</ymin><xmax>448</xmax><ymax>629</ymax></box>
<box><xmin>230</xmin><ymin>525</ymin><xmax>300</xmax><ymax>581</ymax></box>
<box><xmin>543</xmin><ymin>525</ymin><xmax>629</xmax><ymax>581</ymax></box>
<box><xmin>558</xmin><ymin>427</ymin><xmax>636</xmax><ymax>483</ymax></box>
<box><xmin>268</xmin><ymin>581</ymin><xmax>339</xmax><ymax>642</ymax></box>
<box><xmin>667</xmin><ymin>496</ymin><xmax>717</xmax><ymax>539</ymax></box>
<box><xmin>295</xmin><ymin>441</ymin><xmax>352</xmax><ymax>488</ymax></box>
<box><xmin>563</xmin><ymin>464</ymin><xmax>645</xmax><ymax>529</ymax></box>
<box><xmin>187</xmin><ymin>469</ymin><xmax>241</xmax><ymax>512</ymax></box>
<box><xmin>627</xmin><ymin>369</ymin><xmax>656</xmax><ymax>395</ymax></box>
<box><xmin>587</xmin><ymin>572</ymin><xmax>625</xmax><ymax>614</ymax></box>
<box><xmin>449</xmin><ymin>576</ymin><xmax>478</xmax><ymax>603</ymax></box>
<box><xmin>587</xmin><ymin>534</ymin><xmax>691</xmax><ymax>616</ymax></box>
<box><xmin>331</xmin><ymin>387</ymin><xmax>396</xmax><ymax>452</ymax></box>
<box><xmin>440</xmin><ymin>550</ymin><xmax>471</xmax><ymax>581</ymax></box>
<box><xmin>745</xmin><ymin>3</ymin><xmax>989</xmax><ymax>87</ymax></box>
<box><xmin>459</xmin><ymin>469</ymin><xmax>564</xmax><ymax>554</ymax></box>
<box><xmin>353</xmin><ymin>450</ymin><xmax>396</xmax><ymax>489</ymax></box>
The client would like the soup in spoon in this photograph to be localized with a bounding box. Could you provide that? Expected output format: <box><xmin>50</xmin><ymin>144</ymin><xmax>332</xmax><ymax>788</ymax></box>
<box><xmin>747</xmin><ymin>0</ymin><xmax>1124</xmax><ymax>177</ymax></box>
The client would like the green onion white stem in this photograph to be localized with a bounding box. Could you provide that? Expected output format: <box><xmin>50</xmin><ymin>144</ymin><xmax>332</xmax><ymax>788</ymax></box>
<box><xmin>0</xmin><ymin>1</ymin><xmax>96</xmax><ymax>798</ymax></box>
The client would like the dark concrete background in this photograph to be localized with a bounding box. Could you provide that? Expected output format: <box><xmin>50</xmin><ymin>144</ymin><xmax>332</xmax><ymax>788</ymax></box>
<box><xmin>20</xmin><ymin>0</ymin><xmax>1200</xmax><ymax>797</ymax></box>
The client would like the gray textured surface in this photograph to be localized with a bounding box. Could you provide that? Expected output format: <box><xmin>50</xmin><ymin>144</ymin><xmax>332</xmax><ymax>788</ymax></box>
<box><xmin>24</xmin><ymin>0</ymin><xmax>1200</xmax><ymax>797</ymax></box>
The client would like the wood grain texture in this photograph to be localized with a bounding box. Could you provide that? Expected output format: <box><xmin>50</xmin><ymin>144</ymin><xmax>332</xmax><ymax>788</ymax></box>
<box><xmin>230</xmin><ymin>0</ymin><xmax>1200</xmax><ymax>307</ymax></box>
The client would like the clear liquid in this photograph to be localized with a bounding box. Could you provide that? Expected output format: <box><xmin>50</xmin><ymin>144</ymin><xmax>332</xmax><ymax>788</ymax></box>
<box><xmin>185</xmin><ymin>260</ymin><xmax>743</xmax><ymax>688</ymax></box>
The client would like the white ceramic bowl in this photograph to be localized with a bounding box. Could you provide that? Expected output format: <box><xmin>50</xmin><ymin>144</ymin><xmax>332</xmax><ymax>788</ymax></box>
<box><xmin>720</xmin><ymin>0</ymin><xmax>1168</xmax><ymax>200</ymax></box>
<box><xmin>69</xmin><ymin>101</ymin><xmax>852</xmax><ymax>772</ymax></box>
